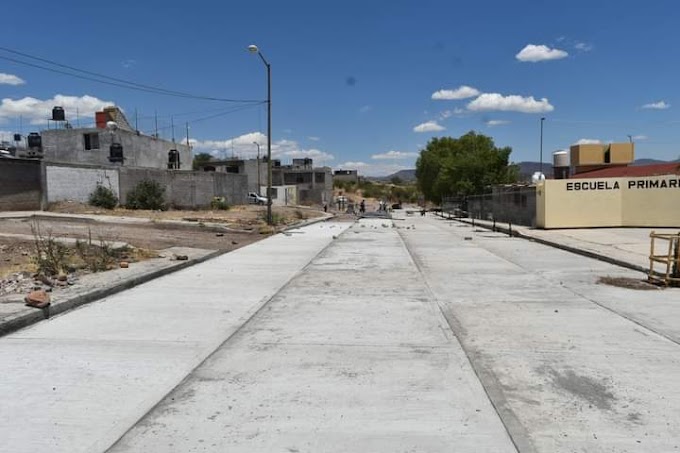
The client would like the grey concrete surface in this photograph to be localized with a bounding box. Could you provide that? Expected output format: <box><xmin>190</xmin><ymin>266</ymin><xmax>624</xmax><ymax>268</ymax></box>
<box><xmin>398</xmin><ymin>214</ymin><xmax>680</xmax><ymax>452</ymax></box>
<box><xmin>3</xmin><ymin>212</ymin><xmax>680</xmax><ymax>452</ymax></box>
<box><xmin>453</xmin><ymin>215</ymin><xmax>678</xmax><ymax>273</ymax></box>
<box><xmin>107</xmin><ymin>218</ymin><xmax>516</xmax><ymax>453</ymax></box>
<box><xmin>0</xmin><ymin>222</ymin><xmax>349</xmax><ymax>453</ymax></box>
<box><xmin>0</xmin><ymin>247</ymin><xmax>216</xmax><ymax>337</ymax></box>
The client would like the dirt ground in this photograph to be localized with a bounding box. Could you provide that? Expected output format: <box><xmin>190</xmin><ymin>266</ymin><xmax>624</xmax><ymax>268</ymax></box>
<box><xmin>0</xmin><ymin>203</ymin><xmax>326</xmax><ymax>280</ymax></box>
<box><xmin>47</xmin><ymin>201</ymin><xmax>324</xmax><ymax>229</ymax></box>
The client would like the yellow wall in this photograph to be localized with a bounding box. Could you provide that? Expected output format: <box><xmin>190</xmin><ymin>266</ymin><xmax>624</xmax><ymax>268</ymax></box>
<box><xmin>570</xmin><ymin>143</ymin><xmax>634</xmax><ymax>168</ymax></box>
<box><xmin>609</xmin><ymin>143</ymin><xmax>635</xmax><ymax>164</ymax></box>
<box><xmin>570</xmin><ymin>144</ymin><xmax>604</xmax><ymax>166</ymax></box>
<box><xmin>536</xmin><ymin>174</ymin><xmax>680</xmax><ymax>228</ymax></box>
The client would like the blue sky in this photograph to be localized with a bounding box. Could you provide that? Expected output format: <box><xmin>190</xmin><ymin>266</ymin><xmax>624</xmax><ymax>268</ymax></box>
<box><xmin>1</xmin><ymin>0</ymin><xmax>679</xmax><ymax>175</ymax></box>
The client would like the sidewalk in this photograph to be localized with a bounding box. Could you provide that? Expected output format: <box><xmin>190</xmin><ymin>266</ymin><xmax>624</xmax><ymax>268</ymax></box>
<box><xmin>0</xmin><ymin>247</ymin><xmax>218</xmax><ymax>337</ymax></box>
<box><xmin>0</xmin><ymin>221</ymin><xmax>349</xmax><ymax>453</ymax></box>
<box><xmin>440</xmin><ymin>215</ymin><xmax>678</xmax><ymax>273</ymax></box>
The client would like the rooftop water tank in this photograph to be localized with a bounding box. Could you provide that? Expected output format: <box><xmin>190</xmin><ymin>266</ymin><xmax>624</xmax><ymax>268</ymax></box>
<box><xmin>109</xmin><ymin>143</ymin><xmax>124</xmax><ymax>163</ymax></box>
<box><xmin>553</xmin><ymin>150</ymin><xmax>569</xmax><ymax>168</ymax></box>
<box><xmin>27</xmin><ymin>132</ymin><xmax>42</xmax><ymax>149</ymax></box>
<box><xmin>52</xmin><ymin>106</ymin><xmax>65</xmax><ymax>121</ymax></box>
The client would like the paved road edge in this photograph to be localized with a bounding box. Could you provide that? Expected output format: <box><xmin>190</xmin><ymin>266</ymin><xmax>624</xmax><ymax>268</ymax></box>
<box><xmin>0</xmin><ymin>249</ymin><xmax>226</xmax><ymax>338</ymax></box>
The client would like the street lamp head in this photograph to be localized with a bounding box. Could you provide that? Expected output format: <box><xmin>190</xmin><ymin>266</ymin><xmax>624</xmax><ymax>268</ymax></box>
<box><xmin>541</xmin><ymin>117</ymin><xmax>545</xmax><ymax>121</ymax></box>
<box><xmin>247</xmin><ymin>44</ymin><xmax>259</xmax><ymax>54</ymax></box>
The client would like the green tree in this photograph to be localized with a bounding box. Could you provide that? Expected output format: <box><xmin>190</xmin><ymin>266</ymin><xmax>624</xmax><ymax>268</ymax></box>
<box><xmin>192</xmin><ymin>152</ymin><xmax>213</xmax><ymax>170</ymax></box>
<box><xmin>390</xmin><ymin>176</ymin><xmax>403</xmax><ymax>185</ymax></box>
<box><xmin>415</xmin><ymin>131</ymin><xmax>518</xmax><ymax>202</ymax></box>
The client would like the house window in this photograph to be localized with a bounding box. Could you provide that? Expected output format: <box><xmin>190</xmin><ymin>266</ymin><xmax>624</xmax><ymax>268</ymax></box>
<box><xmin>315</xmin><ymin>172</ymin><xmax>325</xmax><ymax>183</ymax></box>
<box><xmin>83</xmin><ymin>133</ymin><xmax>100</xmax><ymax>150</ymax></box>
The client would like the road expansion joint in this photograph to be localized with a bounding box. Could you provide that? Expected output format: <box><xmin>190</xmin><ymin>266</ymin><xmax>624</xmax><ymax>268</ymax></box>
<box><xmin>103</xmin><ymin>230</ymin><xmax>347</xmax><ymax>453</ymax></box>
<box><xmin>395</xmin><ymin>228</ymin><xmax>531</xmax><ymax>453</ymax></box>
<box><xmin>431</xmin><ymin>220</ymin><xmax>680</xmax><ymax>347</ymax></box>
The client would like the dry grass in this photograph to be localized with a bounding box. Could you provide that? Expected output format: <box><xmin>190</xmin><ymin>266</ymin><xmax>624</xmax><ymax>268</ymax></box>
<box><xmin>47</xmin><ymin>201</ymin><xmax>323</xmax><ymax>228</ymax></box>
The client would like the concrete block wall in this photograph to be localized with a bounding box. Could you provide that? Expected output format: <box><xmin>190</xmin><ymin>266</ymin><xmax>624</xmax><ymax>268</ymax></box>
<box><xmin>0</xmin><ymin>159</ymin><xmax>45</xmax><ymax>210</ymax></box>
<box><xmin>214</xmin><ymin>172</ymin><xmax>247</xmax><ymax>206</ymax></box>
<box><xmin>46</xmin><ymin>164</ymin><xmax>119</xmax><ymax>204</ymax></box>
<box><xmin>41</xmin><ymin>129</ymin><xmax>191</xmax><ymax>171</ymax></box>
<box><xmin>1</xmin><ymin>161</ymin><xmax>248</xmax><ymax>211</ymax></box>
<box><xmin>119</xmin><ymin>167</ymin><xmax>247</xmax><ymax>209</ymax></box>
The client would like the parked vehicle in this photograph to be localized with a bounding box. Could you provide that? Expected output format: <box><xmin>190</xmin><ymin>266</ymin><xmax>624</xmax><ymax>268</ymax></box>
<box><xmin>247</xmin><ymin>192</ymin><xmax>268</xmax><ymax>205</ymax></box>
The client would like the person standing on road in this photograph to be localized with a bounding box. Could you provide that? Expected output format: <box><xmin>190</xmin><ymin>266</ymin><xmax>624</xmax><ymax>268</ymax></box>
<box><xmin>360</xmin><ymin>199</ymin><xmax>366</xmax><ymax>214</ymax></box>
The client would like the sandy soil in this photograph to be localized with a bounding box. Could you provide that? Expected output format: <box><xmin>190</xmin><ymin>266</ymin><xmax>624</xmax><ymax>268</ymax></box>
<box><xmin>0</xmin><ymin>203</ymin><xmax>326</xmax><ymax>282</ymax></box>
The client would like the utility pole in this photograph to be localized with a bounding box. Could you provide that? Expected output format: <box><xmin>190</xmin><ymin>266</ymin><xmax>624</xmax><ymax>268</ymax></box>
<box><xmin>254</xmin><ymin>142</ymin><xmax>261</xmax><ymax>195</ymax></box>
<box><xmin>171</xmin><ymin>116</ymin><xmax>175</xmax><ymax>142</ymax></box>
<box><xmin>154</xmin><ymin>111</ymin><xmax>158</xmax><ymax>138</ymax></box>
<box><xmin>248</xmin><ymin>44</ymin><xmax>273</xmax><ymax>225</ymax></box>
<box><xmin>539</xmin><ymin>117</ymin><xmax>546</xmax><ymax>175</ymax></box>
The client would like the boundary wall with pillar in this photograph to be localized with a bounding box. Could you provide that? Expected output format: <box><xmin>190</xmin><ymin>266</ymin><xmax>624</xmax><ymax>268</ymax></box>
<box><xmin>537</xmin><ymin>174</ymin><xmax>680</xmax><ymax>228</ymax></box>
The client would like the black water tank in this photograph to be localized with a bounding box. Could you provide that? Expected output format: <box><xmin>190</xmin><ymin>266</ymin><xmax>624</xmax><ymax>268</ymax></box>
<box><xmin>52</xmin><ymin>106</ymin><xmax>65</xmax><ymax>121</ymax></box>
<box><xmin>27</xmin><ymin>132</ymin><xmax>41</xmax><ymax>148</ymax></box>
<box><xmin>109</xmin><ymin>143</ymin><xmax>124</xmax><ymax>163</ymax></box>
<box><xmin>13</xmin><ymin>133</ymin><xmax>21</xmax><ymax>142</ymax></box>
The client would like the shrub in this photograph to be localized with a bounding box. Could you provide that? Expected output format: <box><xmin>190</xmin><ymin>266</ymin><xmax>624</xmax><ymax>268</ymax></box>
<box><xmin>30</xmin><ymin>221</ymin><xmax>69</xmax><ymax>276</ymax></box>
<box><xmin>126</xmin><ymin>179</ymin><xmax>166</xmax><ymax>210</ymax></box>
<box><xmin>89</xmin><ymin>184</ymin><xmax>118</xmax><ymax>209</ymax></box>
<box><xmin>210</xmin><ymin>197</ymin><xmax>230</xmax><ymax>211</ymax></box>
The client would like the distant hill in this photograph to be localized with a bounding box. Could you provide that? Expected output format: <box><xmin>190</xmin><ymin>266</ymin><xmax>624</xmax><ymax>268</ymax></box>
<box><xmin>515</xmin><ymin>161</ymin><xmax>554</xmax><ymax>181</ymax></box>
<box><xmin>631</xmin><ymin>158</ymin><xmax>679</xmax><ymax>166</ymax></box>
<box><xmin>369</xmin><ymin>158</ymin><xmax>679</xmax><ymax>183</ymax></box>
<box><xmin>371</xmin><ymin>169</ymin><xmax>416</xmax><ymax>182</ymax></box>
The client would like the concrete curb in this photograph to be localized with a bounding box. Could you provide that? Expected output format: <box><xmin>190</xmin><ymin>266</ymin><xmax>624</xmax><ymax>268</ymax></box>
<box><xmin>0</xmin><ymin>249</ymin><xmax>226</xmax><ymax>338</ymax></box>
<box><xmin>280</xmin><ymin>213</ymin><xmax>335</xmax><ymax>232</ymax></box>
<box><xmin>436</xmin><ymin>213</ymin><xmax>648</xmax><ymax>274</ymax></box>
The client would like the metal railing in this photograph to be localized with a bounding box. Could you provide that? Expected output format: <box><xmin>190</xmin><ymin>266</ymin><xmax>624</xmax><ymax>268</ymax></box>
<box><xmin>442</xmin><ymin>186</ymin><xmax>536</xmax><ymax>227</ymax></box>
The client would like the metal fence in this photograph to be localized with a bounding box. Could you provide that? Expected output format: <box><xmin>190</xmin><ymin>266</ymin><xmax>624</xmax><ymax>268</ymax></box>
<box><xmin>443</xmin><ymin>185</ymin><xmax>537</xmax><ymax>227</ymax></box>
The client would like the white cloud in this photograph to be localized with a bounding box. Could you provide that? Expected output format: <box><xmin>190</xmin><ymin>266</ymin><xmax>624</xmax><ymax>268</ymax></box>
<box><xmin>485</xmin><ymin>119</ymin><xmax>510</xmax><ymax>127</ymax></box>
<box><xmin>467</xmin><ymin>93</ymin><xmax>554</xmax><ymax>113</ymax></box>
<box><xmin>573</xmin><ymin>138</ymin><xmax>601</xmax><ymax>145</ymax></box>
<box><xmin>574</xmin><ymin>42</ymin><xmax>593</xmax><ymax>52</ymax></box>
<box><xmin>516</xmin><ymin>44</ymin><xmax>568</xmax><ymax>62</ymax></box>
<box><xmin>431</xmin><ymin>85</ymin><xmax>480</xmax><ymax>100</ymax></box>
<box><xmin>413</xmin><ymin>121</ymin><xmax>445</xmax><ymax>132</ymax></box>
<box><xmin>438</xmin><ymin>108</ymin><xmax>466</xmax><ymax>120</ymax></box>
<box><xmin>641</xmin><ymin>101</ymin><xmax>670</xmax><ymax>110</ymax></box>
<box><xmin>0</xmin><ymin>94</ymin><xmax>114</xmax><ymax>124</ymax></box>
<box><xmin>307</xmin><ymin>136</ymin><xmax>320</xmax><ymax>142</ymax></box>
<box><xmin>632</xmin><ymin>135</ymin><xmax>648</xmax><ymax>140</ymax></box>
<box><xmin>190</xmin><ymin>131</ymin><xmax>334</xmax><ymax>164</ymax></box>
<box><xmin>371</xmin><ymin>150</ymin><xmax>419</xmax><ymax>160</ymax></box>
<box><xmin>0</xmin><ymin>73</ymin><xmax>25</xmax><ymax>86</ymax></box>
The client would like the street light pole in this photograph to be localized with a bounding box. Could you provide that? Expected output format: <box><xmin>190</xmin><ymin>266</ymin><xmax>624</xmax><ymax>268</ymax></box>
<box><xmin>539</xmin><ymin>117</ymin><xmax>546</xmax><ymax>176</ymax></box>
<box><xmin>253</xmin><ymin>141</ymin><xmax>261</xmax><ymax>195</ymax></box>
<box><xmin>248</xmin><ymin>44</ymin><xmax>272</xmax><ymax>225</ymax></box>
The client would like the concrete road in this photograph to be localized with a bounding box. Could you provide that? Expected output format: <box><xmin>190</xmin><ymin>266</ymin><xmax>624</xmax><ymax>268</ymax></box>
<box><xmin>2</xmin><ymin>214</ymin><xmax>680</xmax><ymax>452</ymax></box>
<box><xmin>397</xmin><ymin>214</ymin><xmax>680</xmax><ymax>452</ymax></box>
<box><xmin>0</xmin><ymin>222</ymin><xmax>350</xmax><ymax>453</ymax></box>
<box><xmin>107</xmin><ymin>218</ymin><xmax>516</xmax><ymax>453</ymax></box>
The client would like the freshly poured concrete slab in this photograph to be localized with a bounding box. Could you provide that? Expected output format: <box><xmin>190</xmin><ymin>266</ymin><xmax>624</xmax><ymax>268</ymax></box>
<box><xmin>399</xmin><ymin>216</ymin><xmax>680</xmax><ymax>452</ymax></box>
<box><xmin>108</xmin><ymin>219</ymin><xmax>517</xmax><ymax>453</ymax></box>
<box><xmin>0</xmin><ymin>222</ymin><xmax>350</xmax><ymax>453</ymax></box>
